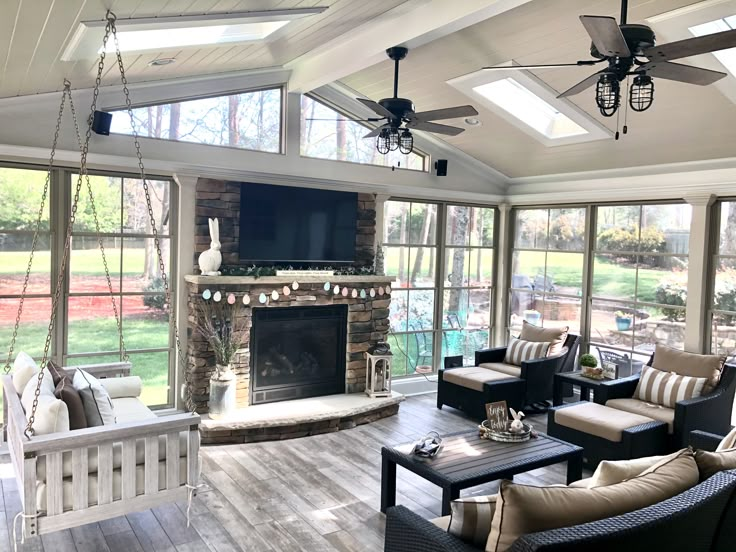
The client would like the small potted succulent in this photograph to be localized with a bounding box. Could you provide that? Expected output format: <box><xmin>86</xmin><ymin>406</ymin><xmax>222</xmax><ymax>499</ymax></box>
<box><xmin>579</xmin><ymin>353</ymin><xmax>604</xmax><ymax>379</ymax></box>
<box><xmin>614</xmin><ymin>310</ymin><xmax>633</xmax><ymax>331</ymax></box>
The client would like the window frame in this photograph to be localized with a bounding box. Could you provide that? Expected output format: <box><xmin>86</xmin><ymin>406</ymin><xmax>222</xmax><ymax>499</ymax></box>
<box><xmin>707</xmin><ymin>198</ymin><xmax>736</xmax><ymax>359</ymax></box>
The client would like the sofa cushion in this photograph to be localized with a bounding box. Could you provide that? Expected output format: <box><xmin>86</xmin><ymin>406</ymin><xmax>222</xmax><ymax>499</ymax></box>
<box><xmin>588</xmin><ymin>451</ymin><xmax>673</xmax><ymax>488</ymax></box>
<box><xmin>479</xmin><ymin>362</ymin><xmax>521</xmax><ymax>378</ymax></box>
<box><xmin>652</xmin><ymin>344</ymin><xmax>724</xmax><ymax>394</ymax></box>
<box><xmin>73</xmin><ymin>369</ymin><xmax>116</xmax><ymax>426</ymax></box>
<box><xmin>634</xmin><ymin>365</ymin><xmax>707</xmax><ymax>408</ymax></box>
<box><xmin>606</xmin><ymin>398</ymin><xmax>675</xmax><ymax>434</ymax></box>
<box><xmin>443</xmin><ymin>367</ymin><xmax>518</xmax><ymax>392</ymax></box>
<box><xmin>504</xmin><ymin>339</ymin><xmax>550</xmax><ymax>366</ymax></box>
<box><xmin>54</xmin><ymin>377</ymin><xmax>87</xmax><ymax>430</ymax></box>
<box><xmin>553</xmin><ymin>401</ymin><xmax>655</xmax><ymax>443</ymax></box>
<box><xmin>448</xmin><ymin>494</ymin><xmax>497</xmax><ymax>547</ymax></box>
<box><xmin>485</xmin><ymin>449</ymin><xmax>699</xmax><ymax>552</ymax></box>
<box><xmin>717</xmin><ymin>427</ymin><xmax>736</xmax><ymax>451</ymax></box>
<box><xmin>112</xmin><ymin>397</ymin><xmax>157</xmax><ymax>423</ymax></box>
<box><xmin>519</xmin><ymin>321</ymin><xmax>568</xmax><ymax>356</ymax></box>
<box><xmin>12</xmin><ymin>352</ymin><xmax>39</xmax><ymax>394</ymax></box>
<box><xmin>694</xmin><ymin>447</ymin><xmax>736</xmax><ymax>479</ymax></box>
<box><xmin>19</xmin><ymin>367</ymin><xmax>69</xmax><ymax>436</ymax></box>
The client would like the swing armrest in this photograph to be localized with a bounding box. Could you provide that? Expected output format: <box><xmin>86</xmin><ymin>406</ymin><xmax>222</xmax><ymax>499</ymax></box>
<box><xmin>63</xmin><ymin>361</ymin><xmax>132</xmax><ymax>379</ymax></box>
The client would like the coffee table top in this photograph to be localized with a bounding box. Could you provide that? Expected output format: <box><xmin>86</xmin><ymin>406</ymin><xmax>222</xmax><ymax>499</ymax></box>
<box><xmin>382</xmin><ymin>430</ymin><xmax>582</xmax><ymax>487</ymax></box>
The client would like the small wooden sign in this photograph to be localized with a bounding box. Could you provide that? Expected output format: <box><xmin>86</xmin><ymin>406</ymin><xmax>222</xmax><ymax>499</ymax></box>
<box><xmin>486</xmin><ymin>401</ymin><xmax>508</xmax><ymax>431</ymax></box>
<box><xmin>602</xmin><ymin>361</ymin><xmax>618</xmax><ymax>380</ymax></box>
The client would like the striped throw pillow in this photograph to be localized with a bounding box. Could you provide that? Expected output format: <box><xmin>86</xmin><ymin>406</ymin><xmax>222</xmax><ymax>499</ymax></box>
<box><xmin>634</xmin><ymin>365</ymin><xmax>707</xmax><ymax>408</ymax></box>
<box><xmin>504</xmin><ymin>339</ymin><xmax>551</xmax><ymax>366</ymax></box>
<box><xmin>447</xmin><ymin>495</ymin><xmax>497</xmax><ymax>547</ymax></box>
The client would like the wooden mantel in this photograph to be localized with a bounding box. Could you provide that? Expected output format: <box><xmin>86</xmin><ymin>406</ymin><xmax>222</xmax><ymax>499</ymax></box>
<box><xmin>184</xmin><ymin>275</ymin><xmax>395</xmax><ymax>285</ymax></box>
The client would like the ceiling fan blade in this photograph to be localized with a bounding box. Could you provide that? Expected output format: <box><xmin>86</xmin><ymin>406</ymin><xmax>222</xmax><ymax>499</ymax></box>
<box><xmin>410</xmin><ymin>105</ymin><xmax>478</xmax><ymax>122</ymax></box>
<box><xmin>640</xmin><ymin>61</ymin><xmax>727</xmax><ymax>86</ymax></box>
<box><xmin>579</xmin><ymin>15</ymin><xmax>631</xmax><ymax>58</ymax></box>
<box><xmin>557</xmin><ymin>69</ymin><xmax>608</xmax><ymax>98</ymax></box>
<box><xmin>482</xmin><ymin>61</ymin><xmax>599</xmax><ymax>70</ymax></box>
<box><xmin>306</xmin><ymin>117</ymin><xmax>385</xmax><ymax>122</ymax></box>
<box><xmin>405</xmin><ymin>121</ymin><xmax>465</xmax><ymax>136</ymax></box>
<box><xmin>644</xmin><ymin>28</ymin><xmax>736</xmax><ymax>62</ymax></box>
<box><xmin>356</xmin><ymin>98</ymin><xmax>394</xmax><ymax>119</ymax></box>
<box><xmin>363</xmin><ymin>124</ymin><xmax>389</xmax><ymax>139</ymax></box>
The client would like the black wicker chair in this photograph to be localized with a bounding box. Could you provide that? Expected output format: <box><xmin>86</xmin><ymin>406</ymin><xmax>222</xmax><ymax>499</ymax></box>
<box><xmin>384</xmin><ymin>470</ymin><xmax>736</xmax><ymax>552</ymax></box>
<box><xmin>594</xmin><ymin>363</ymin><xmax>736</xmax><ymax>449</ymax></box>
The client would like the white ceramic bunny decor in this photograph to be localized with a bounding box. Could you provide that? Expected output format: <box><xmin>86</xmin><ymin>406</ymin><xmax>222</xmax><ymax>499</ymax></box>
<box><xmin>509</xmin><ymin>408</ymin><xmax>525</xmax><ymax>433</ymax></box>
<box><xmin>199</xmin><ymin>218</ymin><xmax>222</xmax><ymax>276</ymax></box>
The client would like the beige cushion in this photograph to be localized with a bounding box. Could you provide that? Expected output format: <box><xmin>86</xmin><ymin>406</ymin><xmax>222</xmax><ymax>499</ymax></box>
<box><xmin>567</xmin><ymin>478</ymin><xmax>591</xmax><ymax>488</ymax></box>
<box><xmin>485</xmin><ymin>449</ymin><xmax>699</xmax><ymax>552</ymax></box>
<box><xmin>553</xmin><ymin>402</ymin><xmax>655</xmax><ymax>443</ymax></box>
<box><xmin>443</xmin><ymin>367</ymin><xmax>518</xmax><ymax>392</ymax></box>
<box><xmin>504</xmin><ymin>339</ymin><xmax>550</xmax><ymax>366</ymax></box>
<box><xmin>652</xmin><ymin>344</ymin><xmax>724</xmax><ymax>394</ymax></box>
<box><xmin>20</xmin><ymin>367</ymin><xmax>69</xmax><ymax>436</ymax></box>
<box><xmin>717</xmin><ymin>427</ymin><xmax>736</xmax><ymax>451</ymax></box>
<box><xmin>448</xmin><ymin>495</ymin><xmax>497</xmax><ymax>547</ymax></box>
<box><xmin>479</xmin><ymin>363</ymin><xmax>521</xmax><ymax>378</ymax></box>
<box><xmin>36</xmin><ymin>457</ymin><xmax>188</xmax><ymax>512</ymax></box>
<box><xmin>112</xmin><ymin>397</ymin><xmax>157</xmax><ymax>423</ymax></box>
<box><xmin>634</xmin><ymin>365</ymin><xmax>707</xmax><ymax>408</ymax></box>
<box><xmin>694</xmin><ymin>447</ymin><xmax>736</xmax><ymax>479</ymax></box>
<box><xmin>606</xmin><ymin>398</ymin><xmax>675</xmax><ymax>434</ymax></box>
<box><xmin>12</xmin><ymin>352</ymin><xmax>39</xmax><ymax>394</ymax></box>
<box><xmin>101</xmin><ymin>376</ymin><xmax>143</xmax><ymax>399</ymax></box>
<box><xmin>431</xmin><ymin>516</ymin><xmax>451</xmax><ymax>531</ymax></box>
<box><xmin>519</xmin><ymin>321</ymin><xmax>568</xmax><ymax>356</ymax></box>
<box><xmin>588</xmin><ymin>452</ymin><xmax>673</xmax><ymax>488</ymax></box>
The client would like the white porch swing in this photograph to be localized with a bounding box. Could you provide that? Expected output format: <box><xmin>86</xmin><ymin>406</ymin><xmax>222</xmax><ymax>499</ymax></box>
<box><xmin>1</xmin><ymin>13</ymin><xmax>200</xmax><ymax>548</ymax></box>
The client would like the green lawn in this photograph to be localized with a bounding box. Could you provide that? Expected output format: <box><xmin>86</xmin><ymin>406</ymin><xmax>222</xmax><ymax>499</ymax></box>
<box><xmin>0</xmin><ymin>248</ymin><xmax>147</xmax><ymax>276</ymax></box>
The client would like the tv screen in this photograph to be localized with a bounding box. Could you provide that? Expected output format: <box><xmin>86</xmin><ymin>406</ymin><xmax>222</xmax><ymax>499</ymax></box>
<box><xmin>239</xmin><ymin>183</ymin><xmax>358</xmax><ymax>263</ymax></box>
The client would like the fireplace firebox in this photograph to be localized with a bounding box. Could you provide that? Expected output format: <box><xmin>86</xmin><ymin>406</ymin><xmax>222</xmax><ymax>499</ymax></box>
<box><xmin>250</xmin><ymin>305</ymin><xmax>348</xmax><ymax>405</ymax></box>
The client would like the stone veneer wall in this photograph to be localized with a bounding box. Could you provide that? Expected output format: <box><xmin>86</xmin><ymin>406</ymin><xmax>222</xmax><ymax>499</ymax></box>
<box><xmin>194</xmin><ymin>178</ymin><xmax>376</xmax><ymax>269</ymax></box>
<box><xmin>185</xmin><ymin>276</ymin><xmax>393</xmax><ymax>412</ymax></box>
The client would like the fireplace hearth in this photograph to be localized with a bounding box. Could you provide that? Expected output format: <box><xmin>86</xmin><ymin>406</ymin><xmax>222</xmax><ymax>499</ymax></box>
<box><xmin>250</xmin><ymin>305</ymin><xmax>347</xmax><ymax>405</ymax></box>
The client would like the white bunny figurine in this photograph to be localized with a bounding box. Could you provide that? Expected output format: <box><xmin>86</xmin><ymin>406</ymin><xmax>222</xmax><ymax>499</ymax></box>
<box><xmin>198</xmin><ymin>218</ymin><xmax>222</xmax><ymax>276</ymax></box>
<box><xmin>509</xmin><ymin>408</ymin><xmax>525</xmax><ymax>433</ymax></box>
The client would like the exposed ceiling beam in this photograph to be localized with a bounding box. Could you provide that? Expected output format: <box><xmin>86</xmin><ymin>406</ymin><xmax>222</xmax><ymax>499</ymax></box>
<box><xmin>286</xmin><ymin>0</ymin><xmax>533</xmax><ymax>93</ymax></box>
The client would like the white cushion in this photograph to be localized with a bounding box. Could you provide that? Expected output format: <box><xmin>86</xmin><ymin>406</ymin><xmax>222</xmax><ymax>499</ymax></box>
<box><xmin>73</xmin><ymin>369</ymin><xmax>116</xmax><ymax>426</ymax></box>
<box><xmin>111</xmin><ymin>397</ymin><xmax>157</xmax><ymax>423</ymax></box>
<box><xmin>19</xmin><ymin>367</ymin><xmax>68</xmax><ymax>436</ymax></box>
<box><xmin>20</xmin><ymin>367</ymin><xmax>55</xmax><ymax>409</ymax></box>
<box><xmin>12</xmin><ymin>352</ymin><xmax>39</xmax><ymax>394</ymax></box>
<box><xmin>101</xmin><ymin>376</ymin><xmax>143</xmax><ymax>399</ymax></box>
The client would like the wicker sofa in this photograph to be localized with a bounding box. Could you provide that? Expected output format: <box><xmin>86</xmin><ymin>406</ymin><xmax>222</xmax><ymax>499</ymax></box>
<box><xmin>384</xmin><ymin>469</ymin><xmax>736</xmax><ymax>552</ymax></box>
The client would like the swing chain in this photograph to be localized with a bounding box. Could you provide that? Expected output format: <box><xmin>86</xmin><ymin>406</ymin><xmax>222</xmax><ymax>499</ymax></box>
<box><xmin>2</xmin><ymin>82</ymin><xmax>69</xmax><ymax>375</ymax></box>
<box><xmin>108</xmin><ymin>14</ymin><xmax>194</xmax><ymax>413</ymax></box>
<box><xmin>25</xmin><ymin>18</ymin><xmax>115</xmax><ymax>437</ymax></box>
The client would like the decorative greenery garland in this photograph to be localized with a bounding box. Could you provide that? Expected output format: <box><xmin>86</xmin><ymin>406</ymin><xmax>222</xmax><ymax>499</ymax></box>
<box><xmin>220</xmin><ymin>265</ymin><xmax>377</xmax><ymax>278</ymax></box>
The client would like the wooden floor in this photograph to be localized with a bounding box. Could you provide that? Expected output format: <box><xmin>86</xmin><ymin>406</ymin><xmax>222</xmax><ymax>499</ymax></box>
<box><xmin>0</xmin><ymin>394</ymin><xmax>581</xmax><ymax>552</ymax></box>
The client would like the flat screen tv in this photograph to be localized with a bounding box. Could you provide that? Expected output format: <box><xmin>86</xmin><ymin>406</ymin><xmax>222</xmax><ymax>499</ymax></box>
<box><xmin>239</xmin><ymin>183</ymin><xmax>357</xmax><ymax>263</ymax></box>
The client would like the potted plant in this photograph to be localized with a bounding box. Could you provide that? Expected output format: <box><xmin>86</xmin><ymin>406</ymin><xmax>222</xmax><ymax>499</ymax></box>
<box><xmin>579</xmin><ymin>353</ymin><xmax>603</xmax><ymax>379</ymax></box>
<box><xmin>614</xmin><ymin>310</ymin><xmax>633</xmax><ymax>331</ymax></box>
<box><xmin>194</xmin><ymin>296</ymin><xmax>244</xmax><ymax>418</ymax></box>
<box><xmin>523</xmin><ymin>309</ymin><xmax>542</xmax><ymax>325</ymax></box>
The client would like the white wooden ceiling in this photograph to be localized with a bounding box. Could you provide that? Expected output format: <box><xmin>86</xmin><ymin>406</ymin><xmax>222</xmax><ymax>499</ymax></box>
<box><xmin>342</xmin><ymin>0</ymin><xmax>736</xmax><ymax>178</ymax></box>
<box><xmin>0</xmin><ymin>0</ymin><xmax>408</xmax><ymax>98</ymax></box>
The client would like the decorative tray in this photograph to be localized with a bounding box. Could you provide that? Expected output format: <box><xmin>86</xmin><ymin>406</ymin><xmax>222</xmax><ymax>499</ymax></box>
<box><xmin>480</xmin><ymin>420</ymin><xmax>533</xmax><ymax>443</ymax></box>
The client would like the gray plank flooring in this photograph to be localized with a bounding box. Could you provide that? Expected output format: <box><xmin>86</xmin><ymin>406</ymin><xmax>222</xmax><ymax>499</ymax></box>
<box><xmin>0</xmin><ymin>394</ymin><xmax>582</xmax><ymax>551</ymax></box>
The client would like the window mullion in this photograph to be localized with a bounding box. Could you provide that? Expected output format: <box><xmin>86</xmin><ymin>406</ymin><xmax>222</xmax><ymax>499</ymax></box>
<box><xmin>55</xmin><ymin>169</ymin><xmax>69</xmax><ymax>365</ymax></box>
<box><xmin>433</xmin><ymin>204</ymin><xmax>447</xmax><ymax>371</ymax></box>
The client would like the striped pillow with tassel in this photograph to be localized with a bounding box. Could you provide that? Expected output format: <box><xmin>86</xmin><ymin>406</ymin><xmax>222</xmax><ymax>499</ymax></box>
<box><xmin>634</xmin><ymin>365</ymin><xmax>708</xmax><ymax>408</ymax></box>
<box><xmin>447</xmin><ymin>495</ymin><xmax>497</xmax><ymax>547</ymax></box>
<box><xmin>504</xmin><ymin>339</ymin><xmax>551</xmax><ymax>366</ymax></box>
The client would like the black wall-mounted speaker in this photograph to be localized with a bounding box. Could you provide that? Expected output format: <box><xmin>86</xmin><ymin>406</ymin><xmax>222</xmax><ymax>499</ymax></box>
<box><xmin>92</xmin><ymin>111</ymin><xmax>113</xmax><ymax>136</ymax></box>
<box><xmin>435</xmin><ymin>159</ymin><xmax>448</xmax><ymax>177</ymax></box>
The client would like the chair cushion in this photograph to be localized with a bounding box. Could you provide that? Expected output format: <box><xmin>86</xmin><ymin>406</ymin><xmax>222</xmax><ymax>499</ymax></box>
<box><xmin>479</xmin><ymin>362</ymin><xmax>521</xmax><ymax>378</ymax></box>
<box><xmin>504</xmin><ymin>339</ymin><xmax>550</xmax><ymax>366</ymax></box>
<box><xmin>694</xmin><ymin>447</ymin><xmax>736</xmax><ymax>479</ymax></box>
<box><xmin>588</xmin><ymin>451</ymin><xmax>673</xmax><ymax>488</ymax></box>
<box><xmin>652</xmin><ymin>344</ymin><xmax>724</xmax><ymax>394</ymax></box>
<box><xmin>606</xmin><ymin>398</ymin><xmax>675</xmax><ymax>434</ymax></box>
<box><xmin>443</xmin><ymin>367</ymin><xmax>518</xmax><ymax>392</ymax></box>
<box><xmin>519</xmin><ymin>321</ymin><xmax>568</xmax><ymax>356</ymax></box>
<box><xmin>12</xmin><ymin>352</ymin><xmax>39</xmax><ymax>394</ymax></box>
<box><xmin>485</xmin><ymin>449</ymin><xmax>699</xmax><ymax>552</ymax></box>
<box><xmin>448</xmin><ymin>494</ymin><xmax>497</xmax><ymax>547</ymax></box>
<box><xmin>73</xmin><ymin>369</ymin><xmax>116</xmax><ymax>426</ymax></box>
<box><xmin>634</xmin><ymin>365</ymin><xmax>707</xmax><ymax>408</ymax></box>
<box><xmin>553</xmin><ymin>401</ymin><xmax>655</xmax><ymax>443</ymax></box>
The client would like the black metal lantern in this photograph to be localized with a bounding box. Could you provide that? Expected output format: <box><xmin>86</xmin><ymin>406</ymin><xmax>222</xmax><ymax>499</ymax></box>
<box><xmin>595</xmin><ymin>75</ymin><xmax>620</xmax><ymax>117</ymax></box>
<box><xmin>376</xmin><ymin>128</ymin><xmax>390</xmax><ymax>154</ymax></box>
<box><xmin>629</xmin><ymin>74</ymin><xmax>654</xmax><ymax>112</ymax></box>
<box><xmin>388</xmin><ymin>128</ymin><xmax>400</xmax><ymax>151</ymax></box>
<box><xmin>399</xmin><ymin>129</ymin><xmax>413</xmax><ymax>154</ymax></box>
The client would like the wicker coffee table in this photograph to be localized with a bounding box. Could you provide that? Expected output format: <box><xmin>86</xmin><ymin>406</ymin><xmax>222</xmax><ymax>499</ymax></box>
<box><xmin>381</xmin><ymin>430</ymin><xmax>583</xmax><ymax>516</ymax></box>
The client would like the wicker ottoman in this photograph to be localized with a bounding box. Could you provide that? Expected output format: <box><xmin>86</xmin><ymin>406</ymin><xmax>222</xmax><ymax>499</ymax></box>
<box><xmin>547</xmin><ymin>402</ymin><xmax>669</xmax><ymax>468</ymax></box>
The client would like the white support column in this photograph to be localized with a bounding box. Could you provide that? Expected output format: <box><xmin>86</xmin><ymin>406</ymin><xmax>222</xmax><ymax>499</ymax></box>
<box><xmin>173</xmin><ymin>173</ymin><xmax>199</xmax><ymax>410</ymax></box>
<box><xmin>374</xmin><ymin>194</ymin><xmax>390</xmax><ymax>252</ymax></box>
<box><xmin>285</xmin><ymin>92</ymin><xmax>302</xmax><ymax>158</ymax></box>
<box><xmin>494</xmin><ymin>203</ymin><xmax>511</xmax><ymax>347</ymax></box>
<box><xmin>683</xmin><ymin>193</ymin><xmax>716</xmax><ymax>353</ymax></box>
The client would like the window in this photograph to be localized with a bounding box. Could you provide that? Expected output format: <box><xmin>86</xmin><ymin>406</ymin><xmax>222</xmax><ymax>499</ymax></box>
<box><xmin>0</xmin><ymin>165</ymin><xmax>177</xmax><ymax>408</ymax></box>
<box><xmin>110</xmin><ymin>88</ymin><xmax>282</xmax><ymax>153</ymax></box>
<box><xmin>300</xmin><ymin>95</ymin><xmax>426</xmax><ymax>171</ymax></box>
<box><xmin>690</xmin><ymin>16</ymin><xmax>736</xmax><ymax>76</ymax></box>
<box><xmin>473</xmin><ymin>79</ymin><xmax>587</xmax><ymax>139</ymax></box>
<box><xmin>509</xmin><ymin>208</ymin><xmax>586</xmax><ymax>337</ymax></box>
<box><xmin>384</xmin><ymin>200</ymin><xmax>438</xmax><ymax>377</ymax></box>
<box><xmin>442</xmin><ymin>205</ymin><xmax>496</xmax><ymax>364</ymax></box>
<box><xmin>590</xmin><ymin>203</ymin><xmax>691</xmax><ymax>365</ymax></box>
<box><xmin>710</xmin><ymin>200</ymin><xmax>736</xmax><ymax>358</ymax></box>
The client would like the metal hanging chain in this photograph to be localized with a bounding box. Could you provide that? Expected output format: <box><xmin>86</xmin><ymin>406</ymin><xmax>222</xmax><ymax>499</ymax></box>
<box><xmin>107</xmin><ymin>12</ymin><xmax>195</xmax><ymax>413</ymax></box>
<box><xmin>67</xmin><ymin>86</ymin><xmax>129</xmax><ymax>362</ymax></box>
<box><xmin>3</xmin><ymin>83</ymin><xmax>69</xmax><ymax>375</ymax></box>
<box><xmin>25</xmin><ymin>18</ymin><xmax>116</xmax><ymax>438</ymax></box>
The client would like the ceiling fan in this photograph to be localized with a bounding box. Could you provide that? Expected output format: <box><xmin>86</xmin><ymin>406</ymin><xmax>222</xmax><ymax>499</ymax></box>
<box><xmin>482</xmin><ymin>0</ymin><xmax>736</xmax><ymax>120</ymax></box>
<box><xmin>331</xmin><ymin>46</ymin><xmax>478</xmax><ymax>155</ymax></box>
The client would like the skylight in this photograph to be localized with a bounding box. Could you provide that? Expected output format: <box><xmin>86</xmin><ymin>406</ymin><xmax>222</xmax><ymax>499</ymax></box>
<box><xmin>689</xmin><ymin>15</ymin><xmax>736</xmax><ymax>76</ymax></box>
<box><xmin>473</xmin><ymin>78</ymin><xmax>588</xmax><ymax>140</ymax></box>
